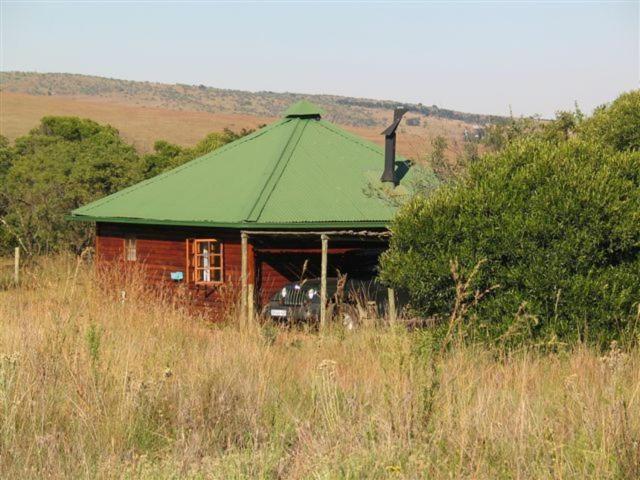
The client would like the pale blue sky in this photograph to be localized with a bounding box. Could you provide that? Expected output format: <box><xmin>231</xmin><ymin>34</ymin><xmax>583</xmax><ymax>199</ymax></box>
<box><xmin>1</xmin><ymin>1</ymin><xmax>638</xmax><ymax>117</ymax></box>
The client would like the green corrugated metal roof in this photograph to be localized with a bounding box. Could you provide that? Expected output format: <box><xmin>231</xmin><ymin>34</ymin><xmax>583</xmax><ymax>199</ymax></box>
<box><xmin>70</xmin><ymin>101</ymin><xmax>436</xmax><ymax>229</ymax></box>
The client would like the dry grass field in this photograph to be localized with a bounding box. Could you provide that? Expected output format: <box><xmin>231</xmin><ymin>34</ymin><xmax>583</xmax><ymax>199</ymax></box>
<box><xmin>0</xmin><ymin>92</ymin><xmax>274</xmax><ymax>153</ymax></box>
<box><xmin>1</xmin><ymin>255</ymin><xmax>639</xmax><ymax>479</ymax></box>
<box><xmin>0</xmin><ymin>91</ymin><xmax>469</xmax><ymax>161</ymax></box>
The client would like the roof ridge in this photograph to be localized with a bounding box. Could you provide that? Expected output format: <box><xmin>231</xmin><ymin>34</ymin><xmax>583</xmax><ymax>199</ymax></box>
<box><xmin>283</xmin><ymin>100</ymin><xmax>324</xmax><ymax>118</ymax></box>
<box><xmin>244</xmin><ymin>118</ymin><xmax>309</xmax><ymax>222</ymax></box>
<box><xmin>74</xmin><ymin>119</ymin><xmax>289</xmax><ymax>214</ymax></box>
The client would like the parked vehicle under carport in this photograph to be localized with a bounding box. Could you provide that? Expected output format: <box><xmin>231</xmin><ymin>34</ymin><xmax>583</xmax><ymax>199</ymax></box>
<box><xmin>265</xmin><ymin>277</ymin><xmax>406</xmax><ymax>326</ymax></box>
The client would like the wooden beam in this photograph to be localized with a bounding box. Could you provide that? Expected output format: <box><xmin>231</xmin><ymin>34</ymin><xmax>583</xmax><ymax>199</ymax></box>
<box><xmin>241</xmin><ymin>230</ymin><xmax>391</xmax><ymax>238</ymax></box>
<box><xmin>320</xmin><ymin>234</ymin><xmax>328</xmax><ymax>329</ymax></box>
<box><xmin>251</xmin><ymin>247</ymin><xmax>355</xmax><ymax>255</ymax></box>
<box><xmin>241</xmin><ymin>232</ymin><xmax>248</xmax><ymax>326</ymax></box>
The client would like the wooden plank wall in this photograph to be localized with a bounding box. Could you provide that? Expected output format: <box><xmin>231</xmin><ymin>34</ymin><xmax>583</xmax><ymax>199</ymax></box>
<box><xmin>96</xmin><ymin>222</ymin><xmax>388</xmax><ymax>315</ymax></box>
<box><xmin>96</xmin><ymin>222</ymin><xmax>247</xmax><ymax>316</ymax></box>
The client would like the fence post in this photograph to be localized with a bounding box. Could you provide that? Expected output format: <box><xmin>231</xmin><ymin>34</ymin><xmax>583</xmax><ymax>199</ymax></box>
<box><xmin>320</xmin><ymin>234</ymin><xmax>328</xmax><ymax>329</ymax></box>
<box><xmin>388</xmin><ymin>288</ymin><xmax>396</xmax><ymax>325</ymax></box>
<box><xmin>14</xmin><ymin>247</ymin><xmax>20</xmax><ymax>284</ymax></box>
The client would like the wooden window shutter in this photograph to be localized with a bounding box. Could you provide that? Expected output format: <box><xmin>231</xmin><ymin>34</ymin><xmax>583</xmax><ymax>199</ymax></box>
<box><xmin>185</xmin><ymin>238</ymin><xmax>195</xmax><ymax>283</ymax></box>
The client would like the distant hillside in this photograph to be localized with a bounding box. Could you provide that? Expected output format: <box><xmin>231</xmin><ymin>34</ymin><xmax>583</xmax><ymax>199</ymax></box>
<box><xmin>0</xmin><ymin>71</ymin><xmax>507</xmax><ymax>129</ymax></box>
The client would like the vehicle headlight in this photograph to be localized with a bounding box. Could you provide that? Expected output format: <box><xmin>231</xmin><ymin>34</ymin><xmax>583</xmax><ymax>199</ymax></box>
<box><xmin>307</xmin><ymin>288</ymin><xmax>316</xmax><ymax>299</ymax></box>
<box><xmin>281</xmin><ymin>287</ymin><xmax>287</xmax><ymax>298</ymax></box>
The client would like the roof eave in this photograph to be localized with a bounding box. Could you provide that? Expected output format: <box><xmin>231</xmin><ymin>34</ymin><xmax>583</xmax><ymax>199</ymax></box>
<box><xmin>67</xmin><ymin>214</ymin><xmax>390</xmax><ymax>230</ymax></box>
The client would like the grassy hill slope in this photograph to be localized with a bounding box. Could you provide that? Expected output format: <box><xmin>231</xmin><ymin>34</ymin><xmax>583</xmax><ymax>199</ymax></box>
<box><xmin>0</xmin><ymin>71</ymin><xmax>496</xmax><ymax>159</ymax></box>
<box><xmin>1</xmin><ymin>71</ymin><xmax>506</xmax><ymax>127</ymax></box>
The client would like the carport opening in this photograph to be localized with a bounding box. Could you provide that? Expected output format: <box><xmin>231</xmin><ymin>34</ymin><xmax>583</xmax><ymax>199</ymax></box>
<box><xmin>241</xmin><ymin>230</ymin><xmax>390</xmax><ymax>307</ymax></box>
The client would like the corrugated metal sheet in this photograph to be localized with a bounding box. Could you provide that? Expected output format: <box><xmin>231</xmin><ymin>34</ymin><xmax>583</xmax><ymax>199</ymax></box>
<box><xmin>71</xmin><ymin>101</ymin><xmax>438</xmax><ymax>229</ymax></box>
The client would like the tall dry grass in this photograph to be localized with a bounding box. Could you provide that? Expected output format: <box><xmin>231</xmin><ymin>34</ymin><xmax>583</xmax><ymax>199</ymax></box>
<box><xmin>0</xmin><ymin>255</ymin><xmax>639</xmax><ymax>479</ymax></box>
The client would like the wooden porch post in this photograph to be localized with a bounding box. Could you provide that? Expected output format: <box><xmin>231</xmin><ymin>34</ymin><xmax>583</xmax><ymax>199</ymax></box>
<box><xmin>320</xmin><ymin>234</ymin><xmax>328</xmax><ymax>329</ymax></box>
<box><xmin>241</xmin><ymin>232</ymin><xmax>248</xmax><ymax>326</ymax></box>
<box><xmin>247</xmin><ymin>283</ymin><xmax>254</xmax><ymax>325</ymax></box>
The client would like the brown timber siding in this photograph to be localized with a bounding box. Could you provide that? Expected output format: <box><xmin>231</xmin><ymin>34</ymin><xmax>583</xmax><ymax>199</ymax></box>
<box><xmin>96</xmin><ymin>222</ymin><xmax>387</xmax><ymax>317</ymax></box>
<box><xmin>96</xmin><ymin>222</ymin><xmax>250</xmax><ymax>316</ymax></box>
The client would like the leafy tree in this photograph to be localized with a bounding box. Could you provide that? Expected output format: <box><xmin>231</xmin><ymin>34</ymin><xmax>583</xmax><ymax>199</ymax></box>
<box><xmin>381</xmin><ymin>92</ymin><xmax>640</xmax><ymax>347</ymax></box>
<box><xmin>140</xmin><ymin>140</ymin><xmax>184</xmax><ymax>178</ymax></box>
<box><xmin>579</xmin><ymin>90</ymin><xmax>640</xmax><ymax>152</ymax></box>
<box><xmin>541</xmin><ymin>110</ymin><xmax>579</xmax><ymax>143</ymax></box>
<box><xmin>0</xmin><ymin>135</ymin><xmax>13</xmax><ymax>179</ymax></box>
<box><xmin>428</xmin><ymin>135</ymin><xmax>450</xmax><ymax>180</ymax></box>
<box><xmin>141</xmin><ymin>127</ymin><xmax>254</xmax><ymax>178</ymax></box>
<box><xmin>461</xmin><ymin>138</ymin><xmax>479</xmax><ymax>165</ymax></box>
<box><xmin>482</xmin><ymin>116</ymin><xmax>541</xmax><ymax>153</ymax></box>
<box><xmin>0</xmin><ymin>136</ymin><xmax>15</xmax><ymax>252</ymax></box>
<box><xmin>1</xmin><ymin>117</ymin><xmax>142</xmax><ymax>254</ymax></box>
<box><xmin>0</xmin><ymin>118</ymin><xmax>255</xmax><ymax>255</ymax></box>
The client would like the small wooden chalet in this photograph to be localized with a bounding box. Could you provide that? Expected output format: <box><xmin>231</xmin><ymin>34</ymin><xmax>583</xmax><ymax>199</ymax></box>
<box><xmin>70</xmin><ymin>101</ymin><xmax>434</xmax><ymax>320</ymax></box>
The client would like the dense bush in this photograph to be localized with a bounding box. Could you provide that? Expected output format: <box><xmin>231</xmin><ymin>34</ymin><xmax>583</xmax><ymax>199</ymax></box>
<box><xmin>0</xmin><ymin>117</ymin><xmax>250</xmax><ymax>255</ymax></box>
<box><xmin>381</xmin><ymin>91</ymin><xmax>640</xmax><ymax>346</ymax></box>
<box><xmin>140</xmin><ymin>127</ymin><xmax>253</xmax><ymax>177</ymax></box>
<box><xmin>1</xmin><ymin>117</ymin><xmax>142</xmax><ymax>254</ymax></box>
<box><xmin>579</xmin><ymin>90</ymin><xmax>640</xmax><ymax>152</ymax></box>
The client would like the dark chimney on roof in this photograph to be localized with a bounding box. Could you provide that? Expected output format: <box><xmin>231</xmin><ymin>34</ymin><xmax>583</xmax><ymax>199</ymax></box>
<box><xmin>380</xmin><ymin>107</ymin><xmax>407</xmax><ymax>185</ymax></box>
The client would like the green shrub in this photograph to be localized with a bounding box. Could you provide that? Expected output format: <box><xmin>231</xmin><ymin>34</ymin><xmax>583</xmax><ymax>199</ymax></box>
<box><xmin>1</xmin><ymin>117</ymin><xmax>141</xmax><ymax>254</ymax></box>
<box><xmin>0</xmin><ymin>117</ymin><xmax>252</xmax><ymax>255</ymax></box>
<box><xmin>579</xmin><ymin>90</ymin><xmax>640</xmax><ymax>152</ymax></box>
<box><xmin>381</xmin><ymin>92</ymin><xmax>640</xmax><ymax>347</ymax></box>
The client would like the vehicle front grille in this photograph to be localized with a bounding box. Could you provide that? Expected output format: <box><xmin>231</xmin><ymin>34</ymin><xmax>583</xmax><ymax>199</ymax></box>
<box><xmin>283</xmin><ymin>287</ymin><xmax>305</xmax><ymax>306</ymax></box>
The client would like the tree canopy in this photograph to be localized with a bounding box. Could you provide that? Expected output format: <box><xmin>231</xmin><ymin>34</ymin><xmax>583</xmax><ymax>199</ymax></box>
<box><xmin>140</xmin><ymin>127</ymin><xmax>255</xmax><ymax>178</ymax></box>
<box><xmin>381</xmin><ymin>91</ymin><xmax>640</xmax><ymax>346</ymax></box>
<box><xmin>0</xmin><ymin>117</ymin><xmax>251</xmax><ymax>254</ymax></box>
